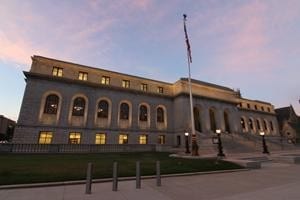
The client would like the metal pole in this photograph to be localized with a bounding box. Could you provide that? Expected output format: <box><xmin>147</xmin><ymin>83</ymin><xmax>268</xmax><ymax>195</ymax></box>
<box><xmin>112</xmin><ymin>162</ymin><xmax>118</xmax><ymax>191</ymax></box>
<box><xmin>183</xmin><ymin>14</ymin><xmax>198</xmax><ymax>156</ymax></box>
<box><xmin>85</xmin><ymin>162</ymin><xmax>93</xmax><ymax>194</ymax></box>
<box><xmin>136</xmin><ymin>161</ymin><xmax>141</xmax><ymax>189</ymax></box>
<box><xmin>156</xmin><ymin>161</ymin><xmax>161</xmax><ymax>186</ymax></box>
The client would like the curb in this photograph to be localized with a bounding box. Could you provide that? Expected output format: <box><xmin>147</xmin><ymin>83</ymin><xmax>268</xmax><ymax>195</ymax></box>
<box><xmin>0</xmin><ymin>168</ymin><xmax>248</xmax><ymax>190</ymax></box>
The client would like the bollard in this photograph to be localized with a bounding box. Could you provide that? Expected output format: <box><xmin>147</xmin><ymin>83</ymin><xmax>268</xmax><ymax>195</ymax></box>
<box><xmin>136</xmin><ymin>161</ymin><xmax>141</xmax><ymax>189</ymax></box>
<box><xmin>156</xmin><ymin>161</ymin><xmax>161</xmax><ymax>186</ymax></box>
<box><xmin>85</xmin><ymin>162</ymin><xmax>93</xmax><ymax>194</ymax></box>
<box><xmin>112</xmin><ymin>162</ymin><xmax>118</xmax><ymax>191</ymax></box>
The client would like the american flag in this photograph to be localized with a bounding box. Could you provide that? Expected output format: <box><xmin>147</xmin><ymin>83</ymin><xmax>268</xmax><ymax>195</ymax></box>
<box><xmin>183</xmin><ymin>14</ymin><xmax>192</xmax><ymax>63</ymax></box>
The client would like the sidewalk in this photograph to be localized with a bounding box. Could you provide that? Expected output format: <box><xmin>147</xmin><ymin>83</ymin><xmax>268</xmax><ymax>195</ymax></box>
<box><xmin>1</xmin><ymin>159</ymin><xmax>300</xmax><ymax>200</ymax></box>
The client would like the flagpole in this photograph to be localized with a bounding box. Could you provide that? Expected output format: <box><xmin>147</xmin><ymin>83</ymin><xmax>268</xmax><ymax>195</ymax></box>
<box><xmin>183</xmin><ymin>14</ymin><xmax>199</xmax><ymax>156</ymax></box>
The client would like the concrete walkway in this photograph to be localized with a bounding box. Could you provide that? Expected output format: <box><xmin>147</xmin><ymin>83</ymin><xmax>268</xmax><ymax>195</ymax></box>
<box><xmin>1</xmin><ymin>160</ymin><xmax>300</xmax><ymax>200</ymax></box>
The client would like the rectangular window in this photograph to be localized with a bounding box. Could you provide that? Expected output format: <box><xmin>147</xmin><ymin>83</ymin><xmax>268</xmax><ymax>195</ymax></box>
<box><xmin>254</xmin><ymin>105</ymin><xmax>258</xmax><ymax>110</ymax></box>
<box><xmin>69</xmin><ymin>132</ymin><xmax>81</xmax><ymax>144</ymax></box>
<box><xmin>158</xmin><ymin>135</ymin><xmax>165</xmax><ymax>144</ymax></box>
<box><xmin>247</xmin><ymin>103</ymin><xmax>250</xmax><ymax>109</ymax></box>
<box><xmin>122</xmin><ymin>80</ymin><xmax>130</xmax><ymax>88</ymax></box>
<box><xmin>38</xmin><ymin>131</ymin><xmax>53</xmax><ymax>144</ymax></box>
<box><xmin>119</xmin><ymin>134</ymin><xmax>128</xmax><ymax>144</ymax></box>
<box><xmin>141</xmin><ymin>83</ymin><xmax>147</xmax><ymax>91</ymax></box>
<box><xmin>52</xmin><ymin>67</ymin><xmax>63</xmax><ymax>77</ymax></box>
<box><xmin>78</xmin><ymin>72</ymin><xmax>88</xmax><ymax>81</ymax></box>
<box><xmin>139</xmin><ymin>135</ymin><xmax>148</xmax><ymax>144</ymax></box>
<box><xmin>95</xmin><ymin>133</ymin><xmax>106</xmax><ymax>144</ymax></box>
<box><xmin>267</xmin><ymin>107</ymin><xmax>271</xmax><ymax>112</ymax></box>
<box><xmin>261</xmin><ymin>106</ymin><xmax>264</xmax><ymax>111</ymax></box>
<box><xmin>101</xmin><ymin>76</ymin><xmax>110</xmax><ymax>85</ymax></box>
<box><xmin>157</xmin><ymin>87</ymin><xmax>163</xmax><ymax>94</ymax></box>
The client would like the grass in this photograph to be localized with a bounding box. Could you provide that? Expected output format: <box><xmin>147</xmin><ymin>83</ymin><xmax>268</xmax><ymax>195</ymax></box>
<box><xmin>0</xmin><ymin>152</ymin><xmax>243</xmax><ymax>185</ymax></box>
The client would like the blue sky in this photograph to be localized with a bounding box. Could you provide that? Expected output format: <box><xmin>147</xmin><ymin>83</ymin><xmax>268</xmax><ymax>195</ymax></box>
<box><xmin>0</xmin><ymin>0</ymin><xmax>299</xmax><ymax>121</ymax></box>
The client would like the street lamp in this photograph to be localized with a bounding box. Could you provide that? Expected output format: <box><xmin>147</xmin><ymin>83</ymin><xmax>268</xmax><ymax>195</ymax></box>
<box><xmin>260</xmin><ymin>131</ymin><xmax>270</xmax><ymax>154</ymax></box>
<box><xmin>184</xmin><ymin>132</ymin><xmax>190</xmax><ymax>154</ymax></box>
<box><xmin>216</xmin><ymin>129</ymin><xmax>225</xmax><ymax>157</ymax></box>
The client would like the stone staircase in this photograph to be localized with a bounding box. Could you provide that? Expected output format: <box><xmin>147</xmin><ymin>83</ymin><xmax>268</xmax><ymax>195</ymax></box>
<box><xmin>191</xmin><ymin>131</ymin><xmax>298</xmax><ymax>155</ymax></box>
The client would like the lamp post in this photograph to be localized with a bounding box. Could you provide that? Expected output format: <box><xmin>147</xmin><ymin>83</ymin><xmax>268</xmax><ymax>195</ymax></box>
<box><xmin>260</xmin><ymin>131</ymin><xmax>270</xmax><ymax>154</ymax></box>
<box><xmin>216</xmin><ymin>129</ymin><xmax>225</xmax><ymax>157</ymax></box>
<box><xmin>184</xmin><ymin>132</ymin><xmax>190</xmax><ymax>154</ymax></box>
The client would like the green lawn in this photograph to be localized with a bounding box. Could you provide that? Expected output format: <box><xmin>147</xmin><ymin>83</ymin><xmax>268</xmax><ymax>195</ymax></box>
<box><xmin>0</xmin><ymin>152</ymin><xmax>242</xmax><ymax>185</ymax></box>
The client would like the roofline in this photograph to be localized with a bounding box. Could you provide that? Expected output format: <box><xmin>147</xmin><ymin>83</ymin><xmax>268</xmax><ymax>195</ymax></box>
<box><xmin>32</xmin><ymin>55</ymin><xmax>173</xmax><ymax>86</ymax></box>
<box><xmin>179</xmin><ymin>78</ymin><xmax>234</xmax><ymax>92</ymax></box>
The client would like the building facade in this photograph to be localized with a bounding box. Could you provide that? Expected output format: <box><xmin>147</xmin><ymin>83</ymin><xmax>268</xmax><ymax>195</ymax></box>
<box><xmin>0</xmin><ymin>115</ymin><xmax>16</xmax><ymax>142</ymax></box>
<box><xmin>13</xmin><ymin>56</ymin><xmax>280</xmax><ymax>146</ymax></box>
<box><xmin>276</xmin><ymin>105</ymin><xmax>300</xmax><ymax>143</ymax></box>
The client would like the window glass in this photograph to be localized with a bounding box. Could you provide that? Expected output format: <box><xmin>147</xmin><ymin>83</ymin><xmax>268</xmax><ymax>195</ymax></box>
<box><xmin>120</xmin><ymin>103</ymin><xmax>129</xmax><ymax>120</ymax></box>
<box><xmin>52</xmin><ymin>67</ymin><xmax>63</xmax><ymax>77</ymax></box>
<box><xmin>139</xmin><ymin>105</ymin><xmax>148</xmax><ymax>121</ymax></box>
<box><xmin>122</xmin><ymin>80</ymin><xmax>130</xmax><ymax>88</ymax></box>
<box><xmin>157</xmin><ymin>107</ymin><xmax>164</xmax><ymax>123</ymax></box>
<box><xmin>39</xmin><ymin>131</ymin><xmax>53</xmax><ymax>144</ymax></box>
<box><xmin>101</xmin><ymin>76</ymin><xmax>110</xmax><ymax>85</ymax></box>
<box><xmin>69</xmin><ymin>132</ymin><xmax>81</xmax><ymax>144</ymax></box>
<box><xmin>72</xmin><ymin>97</ymin><xmax>85</xmax><ymax>116</ymax></box>
<box><xmin>158</xmin><ymin>135</ymin><xmax>165</xmax><ymax>144</ymax></box>
<box><xmin>119</xmin><ymin>134</ymin><xmax>128</xmax><ymax>144</ymax></box>
<box><xmin>78</xmin><ymin>72</ymin><xmax>88</xmax><ymax>81</ymax></box>
<box><xmin>95</xmin><ymin>133</ymin><xmax>106</xmax><ymax>144</ymax></box>
<box><xmin>139</xmin><ymin>135</ymin><xmax>148</xmax><ymax>144</ymax></box>
<box><xmin>98</xmin><ymin>100</ymin><xmax>108</xmax><ymax>118</ymax></box>
<box><xmin>44</xmin><ymin>94</ymin><xmax>59</xmax><ymax>114</ymax></box>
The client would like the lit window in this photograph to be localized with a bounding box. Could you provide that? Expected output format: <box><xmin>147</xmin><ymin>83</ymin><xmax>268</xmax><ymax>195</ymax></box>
<box><xmin>78</xmin><ymin>72</ymin><xmax>88</xmax><ymax>81</ymax></box>
<box><xmin>52</xmin><ymin>67</ymin><xmax>63</xmax><ymax>77</ymax></box>
<box><xmin>141</xmin><ymin>83</ymin><xmax>147</xmax><ymax>91</ymax></box>
<box><xmin>44</xmin><ymin>94</ymin><xmax>59</xmax><ymax>114</ymax></box>
<box><xmin>72</xmin><ymin>97</ymin><xmax>85</xmax><ymax>116</ymax></box>
<box><xmin>157</xmin><ymin>107</ymin><xmax>164</xmax><ymax>123</ymax></box>
<box><xmin>139</xmin><ymin>135</ymin><xmax>148</xmax><ymax>144</ymax></box>
<box><xmin>119</xmin><ymin>134</ymin><xmax>128</xmax><ymax>144</ymax></box>
<box><xmin>69</xmin><ymin>132</ymin><xmax>81</xmax><ymax>144</ymax></box>
<box><xmin>139</xmin><ymin>105</ymin><xmax>148</xmax><ymax>121</ymax></box>
<box><xmin>97</xmin><ymin>100</ymin><xmax>108</xmax><ymax>118</ymax></box>
<box><xmin>122</xmin><ymin>80</ymin><xmax>130</xmax><ymax>88</ymax></box>
<box><xmin>120</xmin><ymin>103</ymin><xmax>129</xmax><ymax>120</ymax></box>
<box><xmin>158</xmin><ymin>135</ymin><xmax>165</xmax><ymax>144</ymax></box>
<box><xmin>101</xmin><ymin>76</ymin><xmax>110</xmax><ymax>85</ymax></box>
<box><xmin>38</xmin><ymin>131</ymin><xmax>53</xmax><ymax>144</ymax></box>
<box><xmin>95</xmin><ymin>133</ymin><xmax>106</xmax><ymax>144</ymax></box>
<box><xmin>157</xmin><ymin>87</ymin><xmax>163</xmax><ymax>94</ymax></box>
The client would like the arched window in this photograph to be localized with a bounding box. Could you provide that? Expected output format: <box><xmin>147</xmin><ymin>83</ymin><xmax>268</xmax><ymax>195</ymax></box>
<box><xmin>263</xmin><ymin>120</ymin><xmax>268</xmax><ymax>131</ymax></box>
<box><xmin>241</xmin><ymin>118</ymin><xmax>246</xmax><ymax>129</ymax></box>
<box><xmin>44</xmin><ymin>94</ymin><xmax>59</xmax><ymax>114</ymax></box>
<box><xmin>209</xmin><ymin>109</ymin><xmax>216</xmax><ymax>132</ymax></box>
<box><xmin>193</xmin><ymin>107</ymin><xmax>202</xmax><ymax>132</ymax></box>
<box><xmin>249</xmin><ymin>118</ymin><xmax>254</xmax><ymax>130</ymax></box>
<box><xmin>120</xmin><ymin>103</ymin><xmax>129</xmax><ymax>120</ymax></box>
<box><xmin>224</xmin><ymin>111</ymin><xmax>230</xmax><ymax>133</ymax></box>
<box><xmin>269</xmin><ymin>121</ymin><xmax>274</xmax><ymax>132</ymax></box>
<box><xmin>139</xmin><ymin>105</ymin><xmax>148</xmax><ymax>121</ymax></box>
<box><xmin>72</xmin><ymin>97</ymin><xmax>85</xmax><ymax>116</ymax></box>
<box><xmin>256</xmin><ymin>119</ymin><xmax>261</xmax><ymax>130</ymax></box>
<box><xmin>157</xmin><ymin>107</ymin><xmax>164</xmax><ymax>123</ymax></box>
<box><xmin>97</xmin><ymin>100</ymin><xmax>108</xmax><ymax>118</ymax></box>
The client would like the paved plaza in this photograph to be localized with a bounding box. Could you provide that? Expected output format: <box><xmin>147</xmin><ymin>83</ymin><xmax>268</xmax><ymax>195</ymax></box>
<box><xmin>1</xmin><ymin>154</ymin><xmax>300</xmax><ymax>200</ymax></box>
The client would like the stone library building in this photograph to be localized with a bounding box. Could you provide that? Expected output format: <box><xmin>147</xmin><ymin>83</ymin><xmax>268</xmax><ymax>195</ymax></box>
<box><xmin>13</xmin><ymin>56</ymin><xmax>279</xmax><ymax>147</ymax></box>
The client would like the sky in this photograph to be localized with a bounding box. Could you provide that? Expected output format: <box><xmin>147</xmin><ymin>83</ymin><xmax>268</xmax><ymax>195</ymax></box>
<box><xmin>0</xmin><ymin>0</ymin><xmax>299</xmax><ymax>121</ymax></box>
